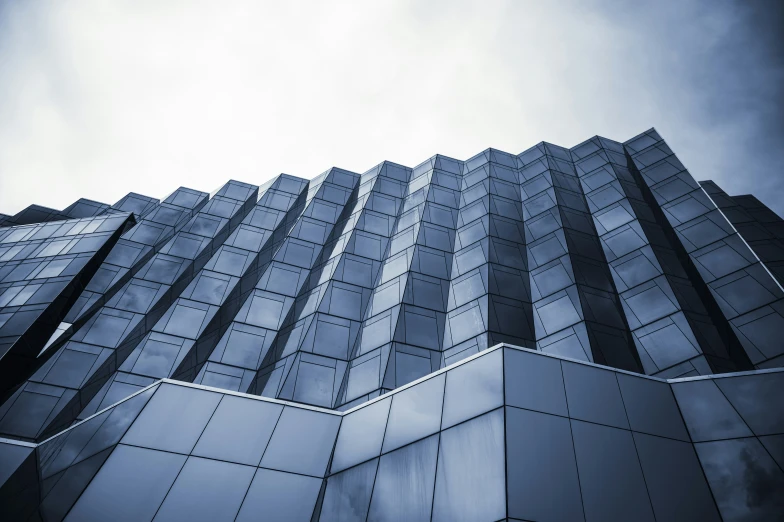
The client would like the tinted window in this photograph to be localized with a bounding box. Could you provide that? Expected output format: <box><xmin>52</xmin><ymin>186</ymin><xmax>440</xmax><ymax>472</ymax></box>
<box><xmin>65</xmin><ymin>445</ymin><xmax>186</xmax><ymax>522</ymax></box>
<box><xmin>432</xmin><ymin>409</ymin><xmax>505</xmax><ymax>522</ymax></box>
<box><xmin>122</xmin><ymin>384</ymin><xmax>221</xmax><ymax>454</ymax></box>
<box><xmin>192</xmin><ymin>396</ymin><xmax>283</xmax><ymax>466</ymax></box>
<box><xmin>260</xmin><ymin>407</ymin><xmax>340</xmax><ymax>477</ymax></box>
<box><xmin>153</xmin><ymin>457</ymin><xmax>255</xmax><ymax>522</ymax></box>
<box><xmin>382</xmin><ymin>374</ymin><xmax>445</xmax><ymax>453</ymax></box>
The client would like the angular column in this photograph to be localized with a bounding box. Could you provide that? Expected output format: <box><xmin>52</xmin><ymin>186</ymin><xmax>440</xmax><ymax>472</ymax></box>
<box><xmin>34</xmin><ymin>189</ymin><xmax>205</xmax><ymax>366</ymax></box>
<box><xmin>519</xmin><ymin>142</ymin><xmax>642</xmax><ymax>371</ymax></box>
<box><xmin>250</xmin><ymin>163</ymin><xmax>409</xmax><ymax>409</ymax></box>
<box><xmin>101</xmin><ymin>175</ymin><xmax>308</xmax><ymax>406</ymax></box>
<box><xmin>188</xmin><ymin>169</ymin><xmax>359</xmax><ymax>406</ymax></box>
<box><xmin>572</xmin><ymin>137</ymin><xmax>751</xmax><ymax>377</ymax></box>
<box><xmin>0</xmin><ymin>212</ymin><xmax>135</xmax><ymax>394</ymax></box>
<box><xmin>700</xmin><ymin>182</ymin><xmax>784</xmax><ymax>286</ymax></box>
<box><xmin>625</xmin><ymin>129</ymin><xmax>784</xmax><ymax>369</ymax></box>
<box><xmin>336</xmin><ymin>156</ymin><xmax>468</xmax><ymax>409</ymax></box>
<box><xmin>442</xmin><ymin>149</ymin><xmax>534</xmax><ymax>367</ymax></box>
<box><xmin>0</xmin><ymin>182</ymin><xmax>256</xmax><ymax>441</ymax></box>
<box><xmin>61</xmin><ymin>189</ymin><xmax>205</xmax><ymax>338</ymax></box>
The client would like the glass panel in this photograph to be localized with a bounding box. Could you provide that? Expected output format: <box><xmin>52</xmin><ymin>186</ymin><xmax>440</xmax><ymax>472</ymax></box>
<box><xmin>562</xmin><ymin>362</ymin><xmax>629</xmax><ymax>429</ymax></box>
<box><xmin>153</xmin><ymin>456</ymin><xmax>255</xmax><ymax>522</ymax></box>
<box><xmin>617</xmin><ymin>373</ymin><xmax>689</xmax><ymax>441</ymax></box>
<box><xmin>506</xmin><ymin>407</ymin><xmax>584</xmax><ymax>522</ymax></box>
<box><xmin>441</xmin><ymin>349</ymin><xmax>503</xmax><ymax>428</ymax></box>
<box><xmin>64</xmin><ymin>445</ymin><xmax>186</xmax><ymax>522</ymax></box>
<box><xmin>759</xmin><ymin>435</ymin><xmax>784</xmax><ymax>470</ymax></box>
<box><xmin>633</xmin><ymin>432</ymin><xmax>720</xmax><ymax>522</ymax></box>
<box><xmin>671</xmin><ymin>380</ymin><xmax>753</xmax><ymax>442</ymax></box>
<box><xmin>236</xmin><ymin>468</ymin><xmax>322</xmax><ymax>522</ymax></box>
<box><xmin>332</xmin><ymin>397</ymin><xmax>390</xmax><ymax>473</ymax></box>
<box><xmin>320</xmin><ymin>458</ymin><xmax>378</xmax><ymax>522</ymax></box>
<box><xmin>367</xmin><ymin>434</ymin><xmax>438</xmax><ymax>522</ymax></box>
<box><xmin>571</xmin><ymin>419</ymin><xmax>655</xmax><ymax>522</ymax></box>
<box><xmin>504</xmin><ymin>348</ymin><xmax>568</xmax><ymax>417</ymax></box>
<box><xmin>74</xmin><ymin>386</ymin><xmax>157</xmax><ymax>463</ymax></box>
<box><xmin>432</xmin><ymin>409</ymin><xmax>505</xmax><ymax>522</ymax></box>
<box><xmin>122</xmin><ymin>384</ymin><xmax>221</xmax><ymax>454</ymax></box>
<box><xmin>260</xmin><ymin>407</ymin><xmax>341</xmax><ymax>477</ymax></box>
<box><xmin>382</xmin><ymin>373</ymin><xmax>445</xmax><ymax>453</ymax></box>
<box><xmin>715</xmin><ymin>373</ymin><xmax>784</xmax><ymax>436</ymax></box>
<box><xmin>0</xmin><ymin>442</ymin><xmax>32</xmax><ymax>486</ymax></box>
<box><xmin>696</xmin><ymin>438</ymin><xmax>784</xmax><ymax>521</ymax></box>
<box><xmin>192</xmin><ymin>396</ymin><xmax>283</xmax><ymax>466</ymax></box>
<box><xmin>39</xmin><ymin>447</ymin><xmax>112</xmax><ymax>522</ymax></box>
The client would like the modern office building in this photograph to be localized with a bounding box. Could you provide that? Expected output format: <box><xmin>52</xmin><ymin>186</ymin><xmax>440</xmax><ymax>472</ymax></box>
<box><xmin>0</xmin><ymin>128</ymin><xmax>782</xmax><ymax>521</ymax></box>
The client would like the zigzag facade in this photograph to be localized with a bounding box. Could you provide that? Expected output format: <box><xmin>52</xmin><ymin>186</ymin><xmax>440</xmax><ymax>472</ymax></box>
<box><xmin>0</xmin><ymin>128</ymin><xmax>782</xmax><ymax>521</ymax></box>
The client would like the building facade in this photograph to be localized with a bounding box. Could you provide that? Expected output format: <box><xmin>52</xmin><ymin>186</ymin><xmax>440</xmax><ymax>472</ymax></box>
<box><xmin>0</xmin><ymin>128</ymin><xmax>782</xmax><ymax>521</ymax></box>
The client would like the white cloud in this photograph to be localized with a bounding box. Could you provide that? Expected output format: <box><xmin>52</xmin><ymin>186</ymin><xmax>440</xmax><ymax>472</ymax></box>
<box><xmin>1</xmin><ymin>0</ymin><xmax>782</xmax><ymax>214</ymax></box>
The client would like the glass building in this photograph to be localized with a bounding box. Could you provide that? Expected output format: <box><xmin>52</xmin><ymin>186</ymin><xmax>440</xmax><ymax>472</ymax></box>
<box><xmin>0</xmin><ymin>128</ymin><xmax>782</xmax><ymax>521</ymax></box>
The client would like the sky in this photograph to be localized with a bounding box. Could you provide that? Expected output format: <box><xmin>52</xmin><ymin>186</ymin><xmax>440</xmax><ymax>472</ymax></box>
<box><xmin>1</xmin><ymin>0</ymin><xmax>783</xmax><ymax>215</ymax></box>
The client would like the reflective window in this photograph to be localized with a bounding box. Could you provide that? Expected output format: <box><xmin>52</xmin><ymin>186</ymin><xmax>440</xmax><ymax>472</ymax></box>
<box><xmin>504</xmin><ymin>348</ymin><xmax>568</xmax><ymax>417</ymax></box>
<box><xmin>65</xmin><ymin>444</ymin><xmax>186</xmax><ymax>522</ymax></box>
<box><xmin>332</xmin><ymin>397</ymin><xmax>390</xmax><ymax>473</ymax></box>
<box><xmin>633</xmin><ymin>432</ymin><xmax>721</xmax><ymax>522</ymax></box>
<box><xmin>0</xmin><ymin>442</ymin><xmax>32</xmax><ymax>487</ymax></box>
<box><xmin>122</xmin><ymin>384</ymin><xmax>221</xmax><ymax>454</ymax></box>
<box><xmin>617</xmin><ymin>373</ymin><xmax>689</xmax><ymax>441</ymax></box>
<box><xmin>153</xmin><ymin>457</ymin><xmax>255</xmax><ymax>522</ymax></box>
<box><xmin>715</xmin><ymin>373</ymin><xmax>784</xmax><ymax>436</ymax></box>
<box><xmin>236</xmin><ymin>468</ymin><xmax>322</xmax><ymax>522</ymax></box>
<box><xmin>562</xmin><ymin>361</ymin><xmax>629</xmax><ymax>429</ymax></box>
<box><xmin>571</xmin><ymin>420</ymin><xmax>655</xmax><ymax>522</ymax></box>
<box><xmin>506</xmin><ymin>407</ymin><xmax>584</xmax><ymax>522</ymax></box>
<box><xmin>382</xmin><ymin>373</ymin><xmax>445</xmax><ymax>453</ymax></box>
<box><xmin>696</xmin><ymin>438</ymin><xmax>784</xmax><ymax>521</ymax></box>
<box><xmin>192</xmin><ymin>395</ymin><xmax>283</xmax><ymax>466</ymax></box>
<box><xmin>260</xmin><ymin>407</ymin><xmax>340</xmax><ymax>477</ymax></box>
<box><xmin>432</xmin><ymin>409</ymin><xmax>505</xmax><ymax>522</ymax></box>
<box><xmin>71</xmin><ymin>386</ymin><xmax>157</xmax><ymax>466</ymax></box>
<box><xmin>367</xmin><ymin>434</ymin><xmax>439</xmax><ymax>522</ymax></box>
<box><xmin>441</xmin><ymin>349</ymin><xmax>503</xmax><ymax>428</ymax></box>
<box><xmin>671</xmin><ymin>380</ymin><xmax>753</xmax><ymax>442</ymax></box>
<box><xmin>320</xmin><ymin>458</ymin><xmax>378</xmax><ymax>522</ymax></box>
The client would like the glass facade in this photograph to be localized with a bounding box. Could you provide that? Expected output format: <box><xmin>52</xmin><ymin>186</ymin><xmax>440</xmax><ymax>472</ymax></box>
<box><xmin>0</xmin><ymin>128</ymin><xmax>783</xmax><ymax>521</ymax></box>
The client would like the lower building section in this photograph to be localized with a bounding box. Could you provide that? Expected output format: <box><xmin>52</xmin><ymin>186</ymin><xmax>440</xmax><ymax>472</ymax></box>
<box><xmin>1</xmin><ymin>344</ymin><xmax>782</xmax><ymax>522</ymax></box>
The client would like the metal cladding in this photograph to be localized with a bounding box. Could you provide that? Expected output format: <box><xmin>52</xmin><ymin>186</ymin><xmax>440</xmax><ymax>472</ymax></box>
<box><xmin>0</xmin><ymin>128</ymin><xmax>783</xmax><ymax>521</ymax></box>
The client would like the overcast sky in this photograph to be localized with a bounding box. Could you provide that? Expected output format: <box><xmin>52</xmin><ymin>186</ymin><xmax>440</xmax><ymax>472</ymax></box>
<box><xmin>1</xmin><ymin>0</ymin><xmax>783</xmax><ymax>215</ymax></box>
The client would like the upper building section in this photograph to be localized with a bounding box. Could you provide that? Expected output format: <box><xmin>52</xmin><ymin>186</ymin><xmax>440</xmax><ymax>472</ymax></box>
<box><xmin>0</xmin><ymin>128</ymin><xmax>782</xmax><ymax>430</ymax></box>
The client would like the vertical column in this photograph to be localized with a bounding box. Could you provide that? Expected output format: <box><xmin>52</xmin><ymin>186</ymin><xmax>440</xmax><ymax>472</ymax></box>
<box><xmin>77</xmin><ymin>176</ymin><xmax>310</xmax><ymax>417</ymax></box>
<box><xmin>0</xmin><ymin>212</ymin><xmax>135</xmax><ymax>394</ymax></box>
<box><xmin>0</xmin><ymin>182</ymin><xmax>256</xmax><ymax>441</ymax></box>
<box><xmin>519</xmin><ymin>142</ymin><xmax>642</xmax><ymax>371</ymax></box>
<box><xmin>625</xmin><ymin>128</ymin><xmax>784</xmax><ymax>369</ymax></box>
<box><xmin>191</xmin><ymin>169</ymin><xmax>359</xmax><ymax>406</ymax></box>
<box><xmin>572</xmin><ymin>137</ymin><xmax>751</xmax><ymax>377</ymax></box>
<box><xmin>249</xmin><ymin>163</ymin><xmax>409</xmax><ymax>409</ymax></box>
<box><xmin>700</xmin><ymin>182</ymin><xmax>784</xmax><ymax>287</ymax></box>
<box><xmin>442</xmin><ymin>149</ymin><xmax>534</xmax><ymax>367</ymax></box>
<box><xmin>38</xmin><ymin>193</ymin><xmax>167</xmax><ymax>356</ymax></box>
<box><xmin>336</xmin><ymin>156</ymin><xmax>463</xmax><ymax>409</ymax></box>
<box><xmin>61</xmin><ymin>189</ymin><xmax>205</xmax><ymax>337</ymax></box>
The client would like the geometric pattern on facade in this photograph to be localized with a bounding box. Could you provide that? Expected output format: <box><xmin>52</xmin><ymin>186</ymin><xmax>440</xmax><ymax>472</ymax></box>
<box><xmin>0</xmin><ymin>127</ymin><xmax>783</xmax><ymax>521</ymax></box>
<box><xmin>1</xmin><ymin>344</ymin><xmax>782</xmax><ymax>521</ymax></box>
<box><xmin>0</xmin><ymin>212</ymin><xmax>135</xmax><ymax>398</ymax></box>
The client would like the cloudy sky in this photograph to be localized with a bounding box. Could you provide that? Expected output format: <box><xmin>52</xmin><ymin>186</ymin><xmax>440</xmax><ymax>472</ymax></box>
<box><xmin>1</xmin><ymin>0</ymin><xmax>783</xmax><ymax>215</ymax></box>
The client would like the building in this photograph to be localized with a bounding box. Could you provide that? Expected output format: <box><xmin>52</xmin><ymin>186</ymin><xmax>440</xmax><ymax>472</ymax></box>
<box><xmin>0</xmin><ymin>128</ymin><xmax>782</xmax><ymax>521</ymax></box>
